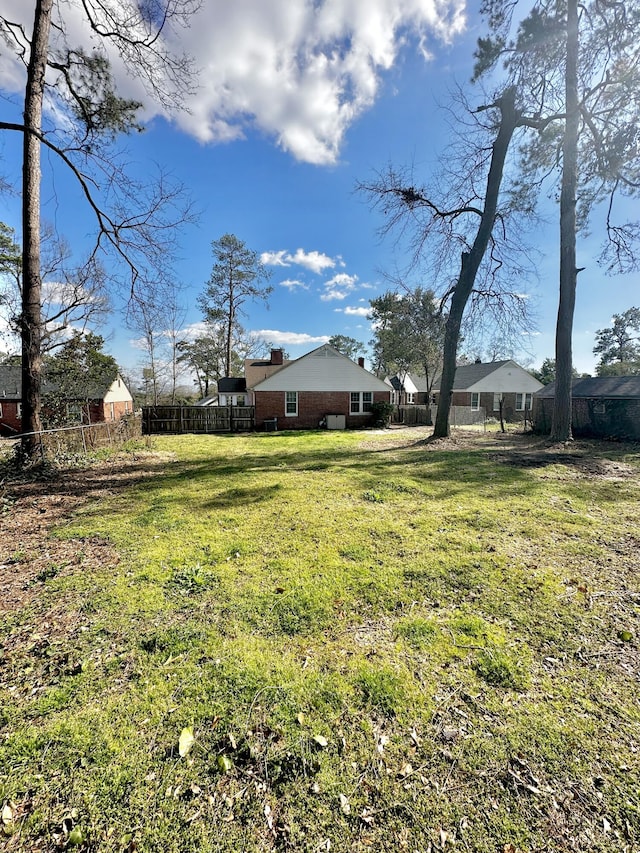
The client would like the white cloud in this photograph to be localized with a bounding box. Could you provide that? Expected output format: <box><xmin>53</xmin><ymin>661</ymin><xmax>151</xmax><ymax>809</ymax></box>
<box><xmin>320</xmin><ymin>271</ymin><xmax>359</xmax><ymax>300</ymax></box>
<box><xmin>280</xmin><ymin>278</ymin><xmax>309</xmax><ymax>291</ymax></box>
<box><xmin>178</xmin><ymin>321</ymin><xmax>211</xmax><ymax>341</ymax></box>
<box><xmin>0</xmin><ymin>0</ymin><xmax>466</xmax><ymax>166</ymax></box>
<box><xmin>290</xmin><ymin>249</ymin><xmax>336</xmax><ymax>273</ymax></box>
<box><xmin>261</xmin><ymin>250</ymin><xmax>291</xmax><ymax>267</ymax></box>
<box><xmin>343</xmin><ymin>306</ymin><xmax>371</xmax><ymax>316</ymax></box>
<box><xmin>262</xmin><ymin>248</ymin><xmax>336</xmax><ymax>274</ymax></box>
<box><xmin>254</xmin><ymin>329</ymin><xmax>330</xmax><ymax>346</ymax></box>
<box><xmin>320</xmin><ymin>289</ymin><xmax>349</xmax><ymax>301</ymax></box>
<box><xmin>325</xmin><ymin>272</ymin><xmax>358</xmax><ymax>288</ymax></box>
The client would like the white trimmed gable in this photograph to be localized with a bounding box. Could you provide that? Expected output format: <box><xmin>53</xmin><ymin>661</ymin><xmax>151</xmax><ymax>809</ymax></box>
<box><xmin>103</xmin><ymin>375</ymin><xmax>134</xmax><ymax>404</ymax></box>
<box><xmin>252</xmin><ymin>345</ymin><xmax>389</xmax><ymax>393</ymax></box>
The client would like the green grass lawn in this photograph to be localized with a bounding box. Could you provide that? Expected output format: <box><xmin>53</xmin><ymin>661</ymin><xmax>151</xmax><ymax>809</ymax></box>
<box><xmin>1</xmin><ymin>429</ymin><xmax>639</xmax><ymax>852</ymax></box>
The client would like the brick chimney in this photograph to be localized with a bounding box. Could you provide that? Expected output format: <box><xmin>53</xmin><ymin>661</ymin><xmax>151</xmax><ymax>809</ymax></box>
<box><xmin>358</xmin><ymin>357</ymin><xmax>365</xmax><ymax>368</ymax></box>
<box><xmin>270</xmin><ymin>349</ymin><xmax>284</xmax><ymax>365</ymax></box>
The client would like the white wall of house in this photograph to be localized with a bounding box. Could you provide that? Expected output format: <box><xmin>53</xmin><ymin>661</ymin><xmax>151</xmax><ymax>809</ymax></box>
<box><xmin>219</xmin><ymin>393</ymin><xmax>250</xmax><ymax>406</ymax></box>
<box><xmin>253</xmin><ymin>345</ymin><xmax>389</xmax><ymax>393</ymax></box>
<box><xmin>103</xmin><ymin>375</ymin><xmax>134</xmax><ymax>405</ymax></box>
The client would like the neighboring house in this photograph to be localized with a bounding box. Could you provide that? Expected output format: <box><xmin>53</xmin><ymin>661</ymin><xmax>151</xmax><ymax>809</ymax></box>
<box><xmin>432</xmin><ymin>360</ymin><xmax>544</xmax><ymax>422</ymax></box>
<box><xmin>249</xmin><ymin>344</ymin><xmax>391</xmax><ymax>430</ymax></box>
<box><xmin>386</xmin><ymin>372</ymin><xmax>430</xmax><ymax>405</ymax></box>
<box><xmin>534</xmin><ymin>376</ymin><xmax>640</xmax><ymax>439</ymax></box>
<box><xmin>0</xmin><ymin>365</ymin><xmax>22</xmax><ymax>436</ymax></box>
<box><xmin>0</xmin><ymin>365</ymin><xmax>134</xmax><ymax>436</ymax></box>
<box><xmin>85</xmin><ymin>375</ymin><xmax>134</xmax><ymax>424</ymax></box>
<box><xmin>217</xmin><ymin>377</ymin><xmax>248</xmax><ymax>406</ymax></box>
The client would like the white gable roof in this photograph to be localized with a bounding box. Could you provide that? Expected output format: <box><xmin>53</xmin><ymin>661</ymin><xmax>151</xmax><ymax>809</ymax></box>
<box><xmin>253</xmin><ymin>344</ymin><xmax>390</xmax><ymax>393</ymax></box>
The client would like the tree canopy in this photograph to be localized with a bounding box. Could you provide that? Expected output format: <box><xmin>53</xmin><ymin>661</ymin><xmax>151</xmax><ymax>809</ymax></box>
<box><xmin>0</xmin><ymin>0</ymin><xmax>198</xmax><ymax>459</ymax></box>
<box><xmin>42</xmin><ymin>331</ymin><xmax>120</xmax><ymax>425</ymax></box>
<box><xmin>593</xmin><ymin>308</ymin><xmax>640</xmax><ymax>375</ymax></box>
<box><xmin>198</xmin><ymin>234</ymin><xmax>272</xmax><ymax>378</ymax></box>
<box><xmin>369</xmin><ymin>287</ymin><xmax>446</xmax><ymax>394</ymax></box>
<box><xmin>474</xmin><ymin>0</ymin><xmax>640</xmax><ymax>439</ymax></box>
<box><xmin>327</xmin><ymin>335</ymin><xmax>365</xmax><ymax>361</ymax></box>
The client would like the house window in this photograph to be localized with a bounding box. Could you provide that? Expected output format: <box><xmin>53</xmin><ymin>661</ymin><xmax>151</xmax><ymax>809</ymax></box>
<box><xmin>516</xmin><ymin>393</ymin><xmax>533</xmax><ymax>411</ymax></box>
<box><xmin>351</xmin><ymin>392</ymin><xmax>373</xmax><ymax>414</ymax></box>
<box><xmin>66</xmin><ymin>402</ymin><xmax>83</xmax><ymax>422</ymax></box>
<box><xmin>17</xmin><ymin>403</ymin><xmax>22</xmax><ymax>418</ymax></box>
<box><xmin>594</xmin><ymin>401</ymin><xmax>605</xmax><ymax>414</ymax></box>
<box><xmin>470</xmin><ymin>393</ymin><xmax>480</xmax><ymax>411</ymax></box>
<box><xmin>493</xmin><ymin>394</ymin><xmax>501</xmax><ymax>411</ymax></box>
<box><xmin>406</xmin><ymin>392</ymin><xmax>415</xmax><ymax>404</ymax></box>
<box><xmin>285</xmin><ymin>391</ymin><xmax>298</xmax><ymax>416</ymax></box>
<box><xmin>124</xmin><ymin>401</ymin><xmax>131</xmax><ymax>414</ymax></box>
<box><xmin>0</xmin><ymin>403</ymin><xmax>2</xmax><ymax>417</ymax></box>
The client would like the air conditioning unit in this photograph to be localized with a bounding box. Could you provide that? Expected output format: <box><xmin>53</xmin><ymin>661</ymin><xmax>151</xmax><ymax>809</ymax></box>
<box><xmin>326</xmin><ymin>414</ymin><xmax>346</xmax><ymax>430</ymax></box>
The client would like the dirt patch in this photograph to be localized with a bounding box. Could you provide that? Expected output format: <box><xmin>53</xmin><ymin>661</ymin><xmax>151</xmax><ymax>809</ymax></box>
<box><xmin>362</xmin><ymin>427</ymin><xmax>640</xmax><ymax>476</ymax></box>
<box><xmin>0</xmin><ymin>451</ymin><xmax>175</xmax><ymax>641</ymax></box>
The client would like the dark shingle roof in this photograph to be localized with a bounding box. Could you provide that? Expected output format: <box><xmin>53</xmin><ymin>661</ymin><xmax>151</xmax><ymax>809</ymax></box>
<box><xmin>536</xmin><ymin>376</ymin><xmax>640</xmax><ymax>399</ymax></box>
<box><xmin>217</xmin><ymin>377</ymin><xmax>247</xmax><ymax>394</ymax></box>
<box><xmin>449</xmin><ymin>360</ymin><xmax>510</xmax><ymax>389</ymax></box>
<box><xmin>389</xmin><ymin>373</ymin><xmax>431</xmax><ymax>393</ymax></box>
<box><xmin>0</xmin><ymin>365</ymin><xmax>121</xmax><ymax>400</ymax></box>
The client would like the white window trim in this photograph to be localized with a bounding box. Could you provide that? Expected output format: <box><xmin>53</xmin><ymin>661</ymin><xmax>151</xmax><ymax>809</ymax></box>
<box><xmin>350</xmin><ymin>391</ymin><xmax>373</xmax><ymax>415</ymax></box>
<box><xmin>516</xmin><ymin>392</ymin><xmax>533</xmax><ymax>411</ymax></box>
<box><xmin>285</xmin><ymin>391</ymin><xmax>298</xmax><ymax>416</ymax></box>
<box><xmin>470</xmin><ymin>393</ymin><xmax>480</xmax><ymax>411</ymax></box>
<box><xmin>493</xmin><ymin>393</ymin><xmax>501</xmax><ymax>411</ymax></box>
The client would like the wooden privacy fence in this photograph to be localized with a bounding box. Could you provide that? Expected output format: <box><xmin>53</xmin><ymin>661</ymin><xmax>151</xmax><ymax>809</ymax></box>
<box><xmin>143</xmin><ymin>405</ymin><xmax>255</xmax><ymax>435</ymax></box>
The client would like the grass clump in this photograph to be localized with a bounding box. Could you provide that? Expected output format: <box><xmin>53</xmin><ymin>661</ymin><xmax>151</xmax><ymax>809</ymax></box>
<box><xmin>473</xmin><ymin>646</ymin><xmax>531</xmax><ymax>690</ymax></box>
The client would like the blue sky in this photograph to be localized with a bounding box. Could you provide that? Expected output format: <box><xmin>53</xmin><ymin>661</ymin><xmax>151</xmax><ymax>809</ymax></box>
<box><xmin>0</xmin><ymin>0</ymin><xmax>636</xmax><ymax>384</ymax></box>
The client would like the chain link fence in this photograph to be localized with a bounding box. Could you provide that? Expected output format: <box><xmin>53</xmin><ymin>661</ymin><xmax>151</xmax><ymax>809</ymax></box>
<box><xmin>1</xmin><ymin>415</ymin><xmax>143</xmax><ymax>463</ymax></box>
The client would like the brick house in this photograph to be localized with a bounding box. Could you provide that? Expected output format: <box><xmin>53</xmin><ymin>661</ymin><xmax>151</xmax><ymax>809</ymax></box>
<box><xmin>431</xmin><ymin>360</ymin><xmax>544</xmax><ymax>422</ymax></box>
<box><xmin>0</xmin><ymin>365</ymin><xmax>134</xmax><ymax>436</ymax></box>
<box><xmin>533</xmin><ymin>376</ymin><xmax>640</xmax><ymax>439</ymax></box>
<box><xmin>0</xmin><ymin>366</ymin><xmax>22</xmax><ymax>435</ymax></box>
<box><xmin>248</xmin><ymin>345</ymin><xmax>391</xmax><ymax>430</ymax></box>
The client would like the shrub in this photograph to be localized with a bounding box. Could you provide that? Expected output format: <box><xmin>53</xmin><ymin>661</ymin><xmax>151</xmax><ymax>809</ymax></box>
<box><xmin>370</xmin><ymin>401</ymin><xmax>395</xmax><ymax>428</ymax></box>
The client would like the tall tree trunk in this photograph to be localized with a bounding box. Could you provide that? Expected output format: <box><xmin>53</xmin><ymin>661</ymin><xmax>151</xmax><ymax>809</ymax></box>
<box><xmin>21</xmin><ymin>0</ymin><xmax>53</xmax><ymax>459</ymax></box>
<box><xmin>433</xmin><ymin>87</ymin><xmax>519</xmax><ymax>438</ymax></box>
<box><xmin>225</xmin><ymin>299</ymin><xmax>234</xmax><ymax>377</ymax></box>
<box><xmin>551</xmin><ymin>0</ymin><xmax>579</xmax><ymax>442</ymax></box>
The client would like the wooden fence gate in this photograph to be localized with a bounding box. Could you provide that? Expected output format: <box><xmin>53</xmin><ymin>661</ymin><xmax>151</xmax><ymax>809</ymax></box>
<box><xmin>142</xmin><ymin>405</ymin><xmax>255</xmax><ymax>434</ymax></box>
